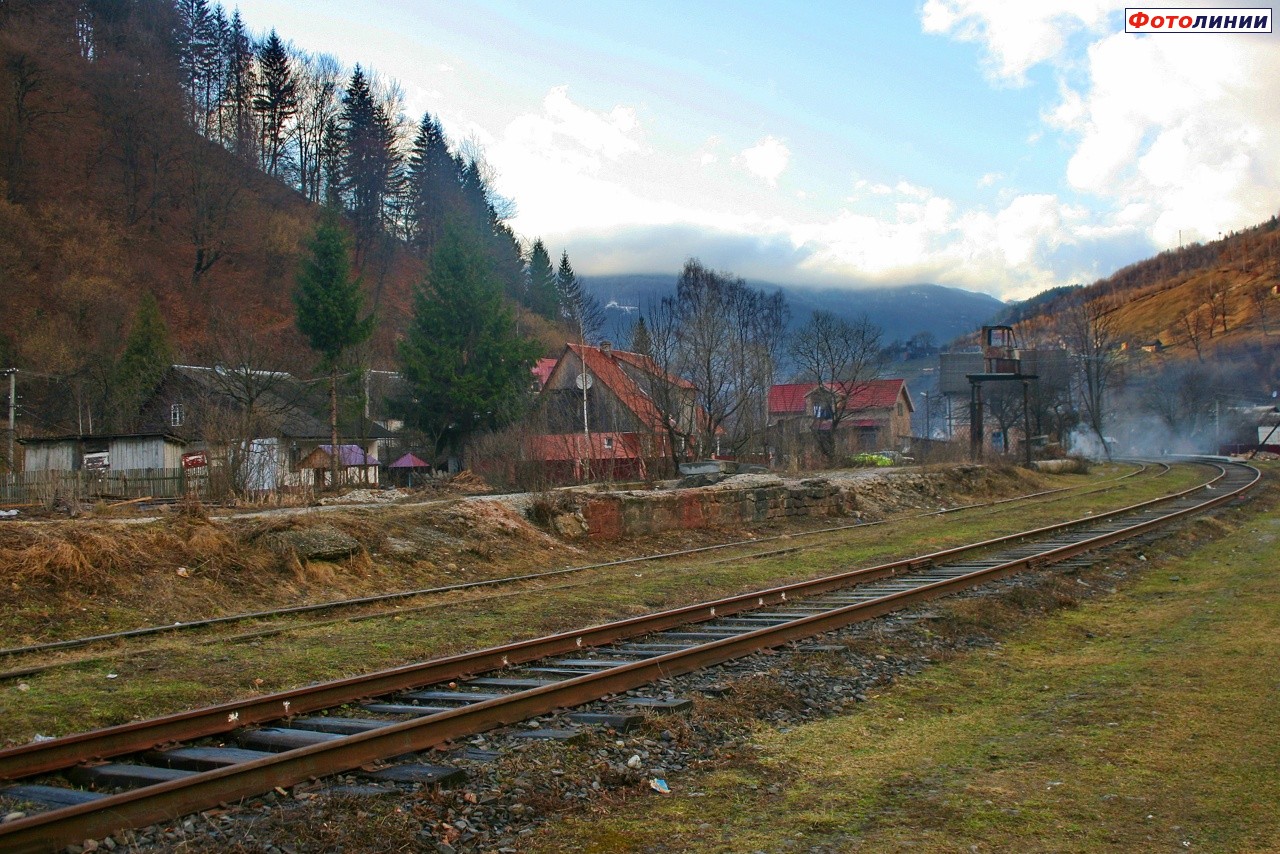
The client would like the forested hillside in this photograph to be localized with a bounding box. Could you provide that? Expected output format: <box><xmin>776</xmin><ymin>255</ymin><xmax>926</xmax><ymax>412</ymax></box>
<box><xmin>0</xmin><ymin>0</ymin><xmax>568</xmax><ymax>437</ymax></box>
<box><xmin>1007</xmin><ymin>215</ymin><xmax>1280</xmax><ymax>354</ymax></box>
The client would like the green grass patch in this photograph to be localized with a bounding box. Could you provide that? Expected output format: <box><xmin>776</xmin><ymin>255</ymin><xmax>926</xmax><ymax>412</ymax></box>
<box><xmin>0</xmin><ymin>463</ymin><xmax>1214</xmax><ymax>744</ymax></box>
<box><xmin>529</xmin><ymin>471</ymin><xmax>1280</xmax><ymax>853</ymax></box>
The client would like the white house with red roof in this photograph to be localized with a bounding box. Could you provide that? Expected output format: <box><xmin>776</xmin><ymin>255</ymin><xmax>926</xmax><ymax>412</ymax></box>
<box><xmin>768</xmin><ymin>379</ymin><xmax>913</xmax><ymax>462</ymax></box>
<box><xmin>529</xmin><ymin>342</ymin><xmax>702</xmax><ymax>481</ymax></box>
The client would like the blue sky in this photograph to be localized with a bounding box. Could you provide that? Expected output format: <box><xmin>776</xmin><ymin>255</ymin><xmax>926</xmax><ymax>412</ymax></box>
<box><xmin>231</xmin><ymin>1</ymin><xmax>1280</xmax><ymax>301</ymax></box>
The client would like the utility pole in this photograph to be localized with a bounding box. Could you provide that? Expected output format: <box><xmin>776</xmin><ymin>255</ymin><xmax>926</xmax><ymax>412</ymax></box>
<box><xmin>4</xmin><ymin>369</ymin><xmax>15</xmax><ymax>473</ymax></box>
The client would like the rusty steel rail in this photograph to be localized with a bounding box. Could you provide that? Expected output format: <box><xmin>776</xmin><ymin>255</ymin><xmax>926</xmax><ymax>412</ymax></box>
<box><xmin>0</xmin><ymin>460</ymin><xmax>1258</xmax><ymax>853</ymax></box>
<box><xmin>0</xmin><ymin>460</ymin><xmax>1153</xmax><ymax>665</ymax></box>
<box><xmin>0</xmin><ymin>460</ymin><xmax>1214</xmax><ymax>781</ymax></box>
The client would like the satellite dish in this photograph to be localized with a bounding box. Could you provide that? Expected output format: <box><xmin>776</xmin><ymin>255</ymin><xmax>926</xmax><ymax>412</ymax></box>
<box><xmin>574</xmin><ymin>372</ymin><xmax>593</xmax><ymax>390</ymax></box>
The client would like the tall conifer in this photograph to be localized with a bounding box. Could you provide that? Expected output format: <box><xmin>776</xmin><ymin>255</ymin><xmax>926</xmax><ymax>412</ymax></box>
<box><xmin>294</xmin><ymin>214</ymin><xmax>374</xmax><ymax>486</ymax></box>
<box><xmin>398</xmin><ymin>228</ymin><xmax>539</xmax><ymax>458</ymax></box>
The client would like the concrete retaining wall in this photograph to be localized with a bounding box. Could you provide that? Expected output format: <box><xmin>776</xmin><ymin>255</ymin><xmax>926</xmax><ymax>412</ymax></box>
<box><xmin>576</xmin><ymin>464</ymin><xmax>1030</xmax><ymax>541</ymax></box>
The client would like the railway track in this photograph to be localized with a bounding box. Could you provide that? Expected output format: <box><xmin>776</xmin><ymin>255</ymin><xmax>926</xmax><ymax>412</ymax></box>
<box><xmin>0</xmin><ymin>460</ymin><xmax>1164</xmax><ymax>677</ymax></box>
<box><xmin>0</xmin><ymin>459</ymin><xmax>1249</xmax><ymax>853</ymax></box>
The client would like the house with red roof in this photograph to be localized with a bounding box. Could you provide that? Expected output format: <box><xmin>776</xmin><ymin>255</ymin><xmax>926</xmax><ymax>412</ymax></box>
<box><xmin>528</xmin><ymin>342</ymin><xmax>701</xmax><ymax>482</ymax></box>
<box><xmin>768</xmin><ymin>379</ymin><xmax>913</xmax><ymax>464</ymax></box>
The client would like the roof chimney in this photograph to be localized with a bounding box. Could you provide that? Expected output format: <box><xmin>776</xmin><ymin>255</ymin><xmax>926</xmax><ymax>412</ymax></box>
<box><xmin>599</xmin><ymin>340</ymin><xmax>612</xmax><ymax>352</ymax></box>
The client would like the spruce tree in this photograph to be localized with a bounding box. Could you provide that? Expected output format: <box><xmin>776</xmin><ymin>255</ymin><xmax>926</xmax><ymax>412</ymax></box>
<box><xmin>254</xmin><ymin>30</ymin><xmax>297</xmax><ymax>176</ymax></box>
<box><xmin>398</xmin><ymin>228</ymin><xmax>540</xmax><ymax>459</ymax></box>
<box><xmin>340</xmin><ymin>66</ymin><xmax>399</xmax><ymax>254</ymax></box>
<box><xmin>112</xmin><ymin>293</ymin><xmax>173</xmax><ymax>431</ymax></box>
<box><xmin>294</xmin><ymin>214</ymin><xmax>375</xmax><ymax>486</ymax></box>
<box><xmin>406</xmin><ymin>112</ymin><xmax>457</xmax><ymax>257</ymax></box>
<box><xmin>223</xmin><ymin>10</ymin><xmax>256</xmax><ymax>161</ymax></box>
<box><xmin>526</xmin><ymin>239</ymin><xmax>558</xmax><ymax>320</ymax></box>
<box><xmin>630</xmin><ymin>316</ymin><xmax>653</xmax><ymax>358</ymax></box>
<box><xmin>557</xmin><ymin>251</ymin><xmax>604</xmax><ymax>342</ymax></box>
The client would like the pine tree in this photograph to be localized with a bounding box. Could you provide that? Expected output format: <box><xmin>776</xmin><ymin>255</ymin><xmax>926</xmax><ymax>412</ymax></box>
<box><xmin>111</xmin><ymin>292</ymin><xmax>173</xmax><ymax>431</ymax></box>
<box><xmin>398</xmin><ymin>228</ymin><xmax>540</xmax><ymax>458</ymax></box>
<box><xmin>253</xmin><ymin>30</ymin><xmax>297</xmax><ymax>177</ymax></box>
<box><xmin>557</xmin><ymin>251</ymin><xmax>604</xmax><ymax>341</ymax></box>
<box><xmin>294</xmin><ymin>214</ymin><xmax>375</xmax><ymax>486</ymax></box>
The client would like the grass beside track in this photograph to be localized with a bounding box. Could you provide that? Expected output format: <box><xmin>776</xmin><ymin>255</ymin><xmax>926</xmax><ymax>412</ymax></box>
<box><xmin>530</xmin><ymin>469</ymin><xmax>1280</xmax><ymax>853</ymax></box>
<box><xmin>0</xmin><ymin>464</ymin><xmax>1205</xmax><ymax>745</ymax></box>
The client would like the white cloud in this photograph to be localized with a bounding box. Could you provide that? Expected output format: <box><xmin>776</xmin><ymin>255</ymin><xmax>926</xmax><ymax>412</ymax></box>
<box><xmin>1051</xmin><ymin>32</ymin><xmax>1280</xmax><ymax>244</ymax></box>
<box><xmin>485</xmin><ymin>87</ymin><xmax>658</xmax><ymax>237</ymax></box>
<box><xmin>737</xmin><ymin>136</ymin><xmax>791</xmax><ymax>186</ymax></box>
<box><xmin>921</xmin><ymin>0</ymin><xmax>1116</xmax><ymax>84</ymax></box>
<box><xmin>927</xmin><ymin>2</ymin><xmax>1280</xmax><ymax>265</ymax></box>
<box><xmin>978</xmin><ymin>172</ymin><xmax>1004</xmax><ymax>187</ymax></box>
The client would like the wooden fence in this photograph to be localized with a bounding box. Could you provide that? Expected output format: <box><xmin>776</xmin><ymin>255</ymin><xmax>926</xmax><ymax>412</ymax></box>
<box><xmin>0</xmin><ymin>468</ymin><xmax>204</xmax><ymax>505</ymax></box>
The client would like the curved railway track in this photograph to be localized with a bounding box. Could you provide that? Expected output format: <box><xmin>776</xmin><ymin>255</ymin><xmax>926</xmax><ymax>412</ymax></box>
<box><xmin>0</xmin><ymin>460</ymin><xmax>1166</xmax><ymax>676</ymax></box>
<box><xmin>0</xmin><ymin>459</ymin><xmax>1248</xmax><ymax>854</ymax></box>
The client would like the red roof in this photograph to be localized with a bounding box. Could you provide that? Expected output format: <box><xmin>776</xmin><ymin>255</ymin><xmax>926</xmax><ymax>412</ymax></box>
<box><xmin>389</xmin><ymin>452</ymin><xmax>431</xmax><ymax>469</ymax></box>
<box><xmin>769</xmin><ymin>383</ymin><xmax>812</xmax><ymax>415</ymax></box>
<box><xmin>551</xmin><ymin>343</ymin><xmax>692</xmax><ymax>433</ymax></box>
<box><xmin>769</xmin><ymin>379</ymin><xmax>908</xmax><ymax>415</ymax></box>
<box><xmin>531</xmin><ymin>358</ymin><xmax>557</xmax><ymax>388</ymax></box>
<box><xmin>528</xmin><ymin>432</ymin><xmax>643</xmax><ymax>461</ymax></box>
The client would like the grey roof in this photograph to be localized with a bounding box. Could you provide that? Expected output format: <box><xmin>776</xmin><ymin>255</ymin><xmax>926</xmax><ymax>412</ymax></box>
<box><xmin>157</xmin><ymin>366</ymin><xmax>395</xmax><ymax>441</ymax></box>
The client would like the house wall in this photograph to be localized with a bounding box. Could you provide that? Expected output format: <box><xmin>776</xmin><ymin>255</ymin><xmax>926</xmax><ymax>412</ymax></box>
<box><xmin>23</xmin><ymin>442</ymin><xmax>76</xmax><ymax>472</ymax></box>
<box><xmin>543</xmin><ymin>352</ymin><xmax>644</xmax><ymax>435</ymax></box>
<box><xmin>23</xmin><ymin>437</ymin><xmax>184</xmax><ymax>471</ymax></box>
<box><xmin>108</xmin><ymin>436</ymin><xmax>185</xmax><ymax>470</ymax></box>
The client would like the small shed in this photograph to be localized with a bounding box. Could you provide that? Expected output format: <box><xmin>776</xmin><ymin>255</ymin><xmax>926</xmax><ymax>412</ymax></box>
<box><xmin>20</xmin><ymin>433</ymin><xmax>187</xmax><ymax>472</ymax></box>
<box><xmin>297</xmin><ymin>443</ymin><xmax>380</xmax><ymax>487</ymax></box>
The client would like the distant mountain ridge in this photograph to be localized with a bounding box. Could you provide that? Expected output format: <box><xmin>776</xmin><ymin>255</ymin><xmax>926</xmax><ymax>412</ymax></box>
<box><xmin>582</xmin><ymin>274</ymin><xmax>1006</xmax><ymax>345</ymax></box>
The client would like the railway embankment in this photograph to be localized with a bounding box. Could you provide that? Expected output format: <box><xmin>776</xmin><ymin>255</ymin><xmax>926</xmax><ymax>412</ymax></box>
<box><xmin>575</xmin><ymin>464</ymin><xmax>1040</xmax><ymax>540</ymax></box>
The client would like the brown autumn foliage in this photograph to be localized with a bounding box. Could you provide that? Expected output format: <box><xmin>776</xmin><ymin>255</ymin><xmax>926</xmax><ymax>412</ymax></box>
<box><xmin>0</xmin><ymin>1</ymin><xmax>472</xmax><ymax>435</ymax></box>
<box><xmin>1011</xmin><ymin>215</ymin><xmax>1280</xmax><ymax>359</ymax></box>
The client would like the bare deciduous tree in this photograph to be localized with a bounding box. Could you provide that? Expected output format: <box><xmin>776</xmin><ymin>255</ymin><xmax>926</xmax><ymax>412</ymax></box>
<box><xmin>1200</xmin><ymin>278</ymin><xmax>1231</xmax><ymax>335</ymax></box>
<box><xmin>293</xmin><ymin>52</ymin><xmax>342</xmax><ymax>204</ymax></box>
<box><xmin>1250</xmin><ymin>282</ymin><xmax>1274</xmax><ymax>336</ymax></box>
<box><xmin>1178</xmin><ymin>306</ymin><xmax>1209</xmax><ymax>362</ymax></box>
<box><xmin>1060</xmin><ymin>295</ymin><xmax>1124</xmax><ymax>456</ymax></box>
<box><xmin>787</xmin><ymin>310</ymin><xmax>884</xmax><ymax>461</ymax></box>
<box><xmin>651</xmin><ymin>259</ymin><xmax>787</xmax><ymax>458</ymax></box>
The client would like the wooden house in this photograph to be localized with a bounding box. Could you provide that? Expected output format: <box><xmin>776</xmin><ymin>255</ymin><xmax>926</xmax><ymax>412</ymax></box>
<box><xmin>527</xmin><ymin>342</ymin><xmax>702</xmax><ymax>482</ymax></box>
<box><xmin>138</xmin><ymin>365</ymin><xmax>393</xmax><ymax>491</ymax></box>
<box><xmin>768</xmin><ymin>379</ymin><xmax>913</xmax><ymax>464</ymax></box>
<box><xmin>20</xmin><ymin>432</ymin><xmax>186</xmax><ymax>472</ymax></box>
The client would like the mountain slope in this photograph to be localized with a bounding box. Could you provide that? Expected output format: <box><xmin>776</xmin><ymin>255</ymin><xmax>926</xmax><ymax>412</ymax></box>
<box><xmin>583</xmin><ymin>274</ymin><xmax>1005</xmax><ymax>346</ymax></box>
<box><xmin>1007</xmin><ymin>215</ymin><xmax>1280</xmax><ymax>357</ymax></box>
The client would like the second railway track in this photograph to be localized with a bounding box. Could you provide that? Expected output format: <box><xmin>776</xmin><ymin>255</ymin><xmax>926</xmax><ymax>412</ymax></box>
<box><xmin>0</xmin><ymin>458</ymin><xmax>1254</xmax><ymax>853</ymax></box>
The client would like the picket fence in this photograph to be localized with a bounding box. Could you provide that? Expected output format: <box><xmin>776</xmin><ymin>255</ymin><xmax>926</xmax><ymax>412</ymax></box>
<box><xmin>0</xmin><ymin>467</ymin><xmax>203</xmax><ymax>504</ymax></box>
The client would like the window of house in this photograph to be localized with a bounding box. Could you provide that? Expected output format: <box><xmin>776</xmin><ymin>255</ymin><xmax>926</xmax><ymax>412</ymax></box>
<box><xmin>170</xmin><ymin>402</ymin><xmax>185</xmax><ymax>427</ymax></box>
<box><xmin>897</xmin><ymin>403</ymin><xmax>904</xmax><ymax>416</ymax></box>
<box><xmin>604</xmin><ymin>436</ymin><xmax>614</xmax><ymax>450</ymax></box>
